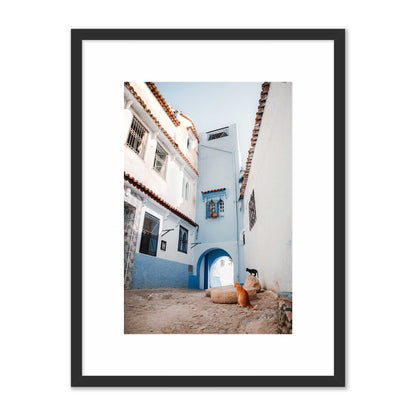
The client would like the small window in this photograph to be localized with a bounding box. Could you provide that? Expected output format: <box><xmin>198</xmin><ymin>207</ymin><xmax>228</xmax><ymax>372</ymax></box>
<box><xmin>249</xmin><ymin>190</ymin><xmax>257</xmax><ymax>230</ymax></box>
<box><xmin>219</xmin><ymin>199</ymin><xmax>224</xmax><ymax>216</ymax></box>
<box><xmin>126</xmin><ymin>116</ymin><xmax>147</xmax><ymax>157</ymax></box>
<box><xmin>178</xmin><ymin>226</ymin><xmax>188</xmax><ymax>253</ymax></box>
<box><xmin>187</xmin><ymin>136</ymin><xmax>192</xmax><ymax>151</ymax></box>
<box><xmin>206</xmin><ymin>200</ymin><xmax>220</xmax><ymax>218</ymax></box>
<box><xmin>208</xmin><ymin>128</ymin><xmax>229</xmax><ymax>141</ymax></box>
<box><xmin>182</xmin><ymin>179</ymin><xmax>190</xmax><ymax>201</ymax></box>
<box><xmin>153</xmin><ymin>143</ymin><xmax>168</xmax><ymax>177</ymax></box>
<box><xmin>139</xmin><ymin>213</ymin><xmax>160</xmax><ymax>256</ymax></box>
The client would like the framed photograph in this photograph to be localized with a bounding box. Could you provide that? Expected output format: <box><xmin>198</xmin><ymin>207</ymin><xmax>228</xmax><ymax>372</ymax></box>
<box><xmin>72</xmin><ymin>29</ymin><xmax>345</xmax><ymax>387</ymax></box>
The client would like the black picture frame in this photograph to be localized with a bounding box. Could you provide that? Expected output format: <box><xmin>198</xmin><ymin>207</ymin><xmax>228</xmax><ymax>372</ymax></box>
<box><xmin>161</xmin><ymin>240</ymin><xmax>167</xmax><ymax>251</ymax></box>
<box><xmin>72</xmin><ymin>28</ymin><xmax>345</xmax><ymax>387</ymax></box>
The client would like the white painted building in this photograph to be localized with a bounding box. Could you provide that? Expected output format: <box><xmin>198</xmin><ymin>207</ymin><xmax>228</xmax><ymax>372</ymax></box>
<box><xmin>123</xmin><ymin>82</ymin><xmax>199</xmax><ymax>289</ymax></box>
<box><xmin>240</xmin><ymin>82</ymin><xmax>292</xmax><ymax>293</ymax></box>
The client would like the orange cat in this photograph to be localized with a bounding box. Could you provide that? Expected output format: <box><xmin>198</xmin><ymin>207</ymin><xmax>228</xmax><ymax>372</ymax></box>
<box><xmin>234</xmin><ymin>282</ymin><xmax>256</xmax><ymax>309</ymax></box>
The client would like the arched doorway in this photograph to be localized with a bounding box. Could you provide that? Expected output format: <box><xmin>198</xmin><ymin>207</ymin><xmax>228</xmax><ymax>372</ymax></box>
<box><xmin>196</xmin><ymin>248</ymin><xmax>234</xmax><ymax>289</ymax></box>
<box><xmin>211</xmin><ymin>256</ymin><xmax>234</xmax><ymax>287</ymax></box>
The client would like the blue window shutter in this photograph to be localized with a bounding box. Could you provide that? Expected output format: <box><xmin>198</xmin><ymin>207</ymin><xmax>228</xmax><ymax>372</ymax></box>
<box><xmin>215</xmin><ymin>201</ymin><xmax>219</xmax><ymax>214</ymax></box>
<box><xmin>206</xmin><ymin>202</ymin><xmax>210</xmax><ymax>218</ymax></box>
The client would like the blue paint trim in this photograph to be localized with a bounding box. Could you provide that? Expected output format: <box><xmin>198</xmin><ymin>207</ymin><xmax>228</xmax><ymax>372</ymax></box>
<box><xmin>188</xmin><ymin>275</ymin><xmax>199</xmax><ymax>289</ymax></box>
<box><xmin>201</xmin><ymin>189</ymin><xmax>227</xmax><ymax>202</ymax></box>
<box><xmin>204</xmin><ymin>254</ymin><xmax>209</xmax><ymax>289</ymax></box>
<box><xmin>197</xmin><ymin>247</ymin><xmax>233</xmax><ymax>290</ymax></box>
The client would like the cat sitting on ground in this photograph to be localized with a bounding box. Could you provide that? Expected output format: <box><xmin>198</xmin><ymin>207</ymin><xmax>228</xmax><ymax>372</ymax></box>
<box><xmin>234</xmin><ymin>282</ymin><xmax>257</xmax><ymax>309</ymax></box>
<box><xmin>246</xmin><ymin>267</ymin><xmax>258</xmax><ymax>277</ymax></box>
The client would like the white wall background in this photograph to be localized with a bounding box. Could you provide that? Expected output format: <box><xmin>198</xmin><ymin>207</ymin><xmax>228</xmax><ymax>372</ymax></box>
<box><xmin>244</xmin><ymin>83</ymin><xmax>292</xmax><ymax>292</ymax></box>
<box><xmin>1</xmin><ymin>1</ymin><xmax>416</xmax><ymax>415</ymax></box>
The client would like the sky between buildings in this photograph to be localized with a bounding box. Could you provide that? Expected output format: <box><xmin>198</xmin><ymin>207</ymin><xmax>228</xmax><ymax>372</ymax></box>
<box><xmin>155</xmin><ymin>82</ymin><xmax>262</xmax><ymax>169</ymax></box>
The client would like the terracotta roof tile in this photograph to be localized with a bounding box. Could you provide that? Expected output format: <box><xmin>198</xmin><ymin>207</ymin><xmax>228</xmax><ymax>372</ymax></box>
<box><xmin>239</xmin><ymin>82</ymin><xmax>270</xmax><ymax>199</ymax></box>
<box><xmin>125</xmin><ymin>82</ymin><xmax>198</xmax><ymax>176</ymax></box>
<box><xmin>124</xmin><ymin>172</ymin><xmax>198</xmax><ymax>228</ymax></box>
<box><xmin>186</xmin><ymin>126</ymin><xmax>200</xmax><ymax>143</ymax></box>
<box><xmin>145</xmin><ymin>82</ymin><xmax>180</xmax><ymax>127</ymax></box>
<box><xmin>201</xmin><ymin>188</ymin><xmax>226</xmax><ymax>194</ymax></box>
<box><xmin>179</xmin><ymin>112</ymin><xmax>199</xmax><ymax>142</ymax></box>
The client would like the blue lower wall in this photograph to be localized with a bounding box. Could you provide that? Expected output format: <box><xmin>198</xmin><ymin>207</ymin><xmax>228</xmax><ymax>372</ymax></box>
<box><xmin>131</xmin><ymin>253</ymin><xmax>189</xmax><ymax>289</ymax></box>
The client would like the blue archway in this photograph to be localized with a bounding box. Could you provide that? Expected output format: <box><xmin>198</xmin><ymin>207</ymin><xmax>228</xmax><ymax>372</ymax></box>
<box><xmin>196</xmin><ymin>248</ymin><xmax>233</xmax><ymax>289</ymax></box>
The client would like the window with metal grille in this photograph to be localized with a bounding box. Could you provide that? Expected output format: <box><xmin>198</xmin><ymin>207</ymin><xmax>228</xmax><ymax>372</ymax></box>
<box><xmin>219</xmin><ymin>199</ymin><xmax>224</xmax><ymax>216</ymax></box>
<box><xmin>178</xmin><ymin>226</ymin><xmax>188</xmax><ymax>253</ymax></box>
<box><xmin>153</xmin><ymin>143</ymin><xmax>168</xmax><ymax>177</ymax></box>
<box><xmin>207</xmin><ymin>127</ymin><xmax>229</xmax><ymax>141</ymax></box>
<box><xmin>139</xmin><ymin>213</ymin><xmax>160</xmax><ymax>256</ymax></box>
<box><xmin>249</xmin><ymin>190</ymin><xmax>257</xmax><ymax>230</ymax></box>
<box><xmin>126</xmin><ymin>116</ymin><xmax>147</xmax><ymax>157</ymax></box>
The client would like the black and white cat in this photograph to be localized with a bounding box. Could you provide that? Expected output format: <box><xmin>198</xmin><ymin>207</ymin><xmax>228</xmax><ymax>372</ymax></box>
<box><xmin>246</xmin><ymin>267</ymin><xmax>258</xmax><ymax>277</ymax></box>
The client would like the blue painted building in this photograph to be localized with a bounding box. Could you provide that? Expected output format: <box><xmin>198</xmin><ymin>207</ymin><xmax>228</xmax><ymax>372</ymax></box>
<box><xmin>190</xmin><ymin>124</ymin><xmax>246</xmax><ymax>289</ymax></box>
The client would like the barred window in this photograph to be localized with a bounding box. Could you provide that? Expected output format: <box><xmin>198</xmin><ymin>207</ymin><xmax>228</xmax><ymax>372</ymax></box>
<box><xmin>219</xmin><ymin>199</ymin><xmax>224</xmax><ymax>216</ymax></box>
<box><xmin>208</xmin><ymin>128</ymin><xmax>229</xmax><ymax>141</ymax></box>
<box><xmin>139</xmin><ymin>213</ymin><xmax>160</xmax><ymax>256</ymax></box>
<box><xmin>126</xmin><ymin>116</ymin><xmax>147</xmax><ymax>157</ymax></box>
<box><xmin>249</xmin><ymin>190</ymin><xmax>257</xmax><ymax>230</ymax></box>
<box><xmin>178</xmin><ymin>226</ymin><xmax>188</xmax><ymax>253</ymax></box>
<box><xmin>153</xmin><ymin>143</ymin><xmax>168</xmax><ymax>178</ymax></box>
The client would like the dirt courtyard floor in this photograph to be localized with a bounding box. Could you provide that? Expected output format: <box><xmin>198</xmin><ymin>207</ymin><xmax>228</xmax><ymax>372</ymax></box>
<box><xmin>124</xmin><ymin>288</ymin><xmax>290</xmax><ymax>334</ymax></box>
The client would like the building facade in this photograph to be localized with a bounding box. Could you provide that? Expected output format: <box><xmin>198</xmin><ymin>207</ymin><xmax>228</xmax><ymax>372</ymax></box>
<box><xmin>123</xmin><ymin>82</ymin><xmax>199</xmax><ymax>289</ymax></box>
<box><xmin>240</xmin><ymin>82</ymin><xmax>292</xmax><ymax>294</ymax></box>
<box><xmin>189</xmin><ymin>124</ymin><xmax>246</xmax><ymax>289</ymax></box>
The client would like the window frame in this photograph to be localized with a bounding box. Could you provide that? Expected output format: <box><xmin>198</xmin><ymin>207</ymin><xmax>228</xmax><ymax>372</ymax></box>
<box><xmin>218</xmin><ymin>199</ymin><xmax>224</xmax><ymax>216</ymax></box>
<box><xmin>126</xmin><ymin>115</ymin><xmax>148</xmax><ymax>158</ymax></box>
<box><xmin>207</xmin><ymin>128</ymin><xmax>229</xmax><ymax>141</ymax></box>
<box><xmin>139</xmin><ymin>212</ymin><xmax>160</xmax><ymax>257</ymax></box>
<box><xmin>153</xmin><ymin>142</ymin><xmax>168</xmax><ymax>178</ymax></box>
<box><xmin>178</xmin><ymin>225</ymin><xmax>188</xmax><ymax>254</ymax></box>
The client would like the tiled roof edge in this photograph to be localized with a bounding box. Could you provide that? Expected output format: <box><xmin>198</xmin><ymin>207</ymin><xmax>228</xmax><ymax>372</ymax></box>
<box><xmin>125</xmin><ymin>82</ymin><xmax>199</xmax><ymax>177</ymax></box>
<box><xmin>201</xmin><ymin>188</ymin><xmax>226</xmax><ymax>194</ymax></box>
<box><xmin>145</xmin><ymin>82</ymin><xmax>180</xmax><ymax>126</ymax></box>
<box><xmin>239</xmin><ymin>82</ymin><xmax>271</xmax><ymax>199</ymax></box>
<box><xmin>124</xmin><ymin>172</ymin><xmax>198</xmax><ymax>228</ymax></box>
<box><xmin>179</xmin><ymin>112</ymin><xmax>200</xmax><ymax>142</ymax></box>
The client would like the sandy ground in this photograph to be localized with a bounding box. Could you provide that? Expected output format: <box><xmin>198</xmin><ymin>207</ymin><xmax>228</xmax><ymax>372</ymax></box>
<box><xmin>124</xmin><ymin>288</ymin><xmax>288</xmax><ymax>334</ymax></box>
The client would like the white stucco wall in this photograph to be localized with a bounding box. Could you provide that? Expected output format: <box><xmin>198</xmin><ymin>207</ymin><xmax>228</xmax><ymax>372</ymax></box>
<box><xmin>123</xmin><ymin>84</ymin><xmax>198</xmax><ymax>220</ymax></box>
<box><xmin>243</xmin><ymin>82</ymin><xmax>292</xmax><ymax>293</ymax></box>
<box><xmin>135</xmin><ymin>199</ymin><xmax>196</xmax><ymax>266</ymax></box>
